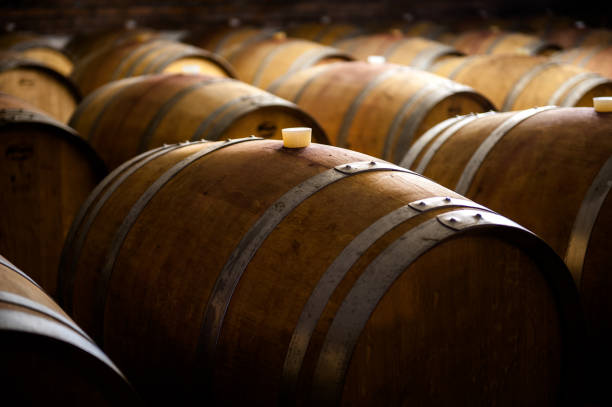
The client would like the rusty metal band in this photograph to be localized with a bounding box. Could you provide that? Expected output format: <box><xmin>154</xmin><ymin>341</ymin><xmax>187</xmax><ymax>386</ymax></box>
<box><xmin>501</xmin><ymin>62</ymin><xmax>560</xmax><ymax>111</ymax></box>
<box><xmin>548</xmin><ymin>72</ymin><xmax>601</xmax><ymax>105</ymax></box>
<box><xmin>137</xmin><ymin>77</ymin><xmax>233</xmax><ymax>152</ymax></box>
<box><xmin>58</xmin><ymin>144</ymin><xmax>184</xmax><ymax>313</ymax></box>
<box><xmin>285</xmin><ymin>47</ymin><xmax>352</xmax><ymax>76</ymax></box>
<box><xmin>0</xmin><ymin>257</ymin><xmax>40</xmax><ymax>289</ymax></box>
<box><xmin>398</xmin><ymin>114</ymin><xmax>467</xmax><ymax>169</ymax></box>
<box><xmin>94</xmin><ymin>137</ymin><xmax>262</xmax><ymax>342</ymax></box>
<box><xmin>0</xmin><ymin>291</ymin><xmax>91</xmax><ymax>340</ymax></box>
<box><xmin>155</xmin><ymin>48</ymin><xmax>235</xmax><ymax>78</ymax></box>
<box><xmin>81</xmin><ymin>76</ymin><xmax>149</xmax><ymax>141</ymax></box>
<box><xmin>280</xmin><ymin>197</ymin><xmax>490</xmax><ymax>400</ymax></box>
<box><xmin>410</xmin><ymin>45</ymin><xmax>462</xmax><ymax>70</ymax></box>
<box><xmin>455</xmin><ymin>106</ymin><xmax>558</xmax><ymax>195</ymax></box>
<box><xmin>0</xmin><ymin>58</ymin><xmax>81</xmax><ymax>101</ymax></box>
<box><xmin>0</xmin><ymin>308</ymin><xmax>123</xmax><ymax>377</ymax></box>
<box><xmin>204</xmin><ymin>94</ymin><xmax>298</xmax><ymax>141</ymax></box>
<box><xmin>560</xmin><ymin>76</ymin><xmax>611</xmax><ymax>107</ymax></box>
<box><xmin>484</xmin><ymin>33</ymin><xmax>511</xmax><ymax>54</ymax></box>
<box><xmin>392</xmin><ymin>85</ymin><xmax>468</xmax><ymax>164</ymax></box>
<box><xmin>577</xmin><ymin>45</ymin><xmax>606</xmax><ymax>67</ymax></box>
<box><xmin>336</xmin><ymin>67</ymin><xmax>406</xmax><ymax>148</ymax></box>
<box><xmin>223</xmin><ymin>28</ymin><xmax>279</xmax><ymax>61</ymax></box>
<box><xmin>446</xmin><ymin>55</ymin><xmax>478</xmax><ymax>80</ymax></box>
<box><xmin>311</xmin><ymin>209</ymin><xmax>525</xmax><ymax>404</ymax></box>
<box><xmin>251</xmin><ymin>42</ymin><xmax>297</xmax><ymax>86</ymax></box>
<box><xmin>414</xmin><ymin>112</ymin><xmax>492</xmax><ymax>174</ymax></box>
<box><xmin>381</xmin><ymin>81</ymin><xmax>440</xmax><ymax>161</ymax></box>
<box><xmin>565</xmin><ymin>155</ymin><xmax>612</xmax><ymax>287</ymax></box>
<box><xmin>112</xmin><ymin>40</ymin><xmax>164</xmax><ymax>80</ymax></box>
<box><xmin>197</xmin><ymin>161</ymin><xmax>418</xmax><ymax>384</ymax></box>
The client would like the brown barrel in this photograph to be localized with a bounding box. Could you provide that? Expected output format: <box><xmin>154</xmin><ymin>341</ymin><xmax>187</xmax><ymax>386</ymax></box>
<box><xmin>430</xmin><ymin>54</ymin><xmax>612</xmax><ymax>111</ymax></box>
<box><xmin>379</xmin><ymin>20</ymin><xmax>451</xmax><ymax>40</ymax></box>
<box><xmin>0</xmin><ymin>32</ymin><xmax>73</xmax><ymax>76</ymax></box>
<box><xmin>0</xmin><ymin>53</ymin><xmax>80</xmax><ymax>122</ymax></box>
<box><xmin>336</xmin><ymin>34</ymin><xmax>462</xmax><ymax>70</ymax></box>
<box><xmin>0</xmin><ymin>255</ymin><xmax>139</xmax><ymax>405</ymax></box>
<box><xmin>400</xmin><ymin>106</ymin><xmax>611</xmax><ymax>405</ymax></box>
<box><xmin>69</xmin><ymin>73</ymin><xmax>327</xmax><ymax>170</ymax></box>
<box><xmin>224</xmin><ymin>36</ymin><xmax>353</xmax><ymax>89</ymax></box>
<box><xmin>0</xmin><ymin>92</ymin><xmax>105</xmax><ymax>296</ymax></box>
<box><xmin>444</xmin><ymin>29</ymin><xmax>560</xmax><ymax>56</ymax></box>
<box><xmin>184</xmin><ymin>26</ymin><xmax>280</xmax><ymax>57</ymax></box>
<box><xmin>543</xmin><ymin>27</ymin><xmax>612</xmax><ymax>50</ymax></box>
<box><xmin>285</xmin><ymin>22</ymin><xmax>364</xmax><ymax>45</ymax></box>
<box><xmin>58</xmin><ymin>136</ymin><xmax>583</xmax><ymax>405</ymax></box>
<box><xmin>71</xmin><ymin>39</ymin><xmax>236</xmax><ymax>96</ymax></box>
<box><xmin>269</xmin><ymin>61</ymin><xmax>493</xmax><ymax>163</ymax></box>
<box><xmin>553</xmin><ymin>45</ymin><xmax>612</xmax><ymax>79</ymax></box>
<box><xmin>64</xmin><ymin>27</ymin><xmax>160</xmax><ymax>63</ymax></box>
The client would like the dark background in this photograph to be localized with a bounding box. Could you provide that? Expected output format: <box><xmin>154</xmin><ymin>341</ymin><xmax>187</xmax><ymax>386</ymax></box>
<box><xmin>0</xmin><ymin>1</ymin><xmax>608</xmax><ymax>34</ymax></box>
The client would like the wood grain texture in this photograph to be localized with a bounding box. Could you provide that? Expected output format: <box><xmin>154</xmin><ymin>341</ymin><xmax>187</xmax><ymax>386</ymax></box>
<box><xmin>0</xmin><ymin>255</ymin><xmax>139</xmax><ymax>405</ymax></box>
<box><xmin>444</xmin><ymin>29</ymin><xmax>560</xmax><ymax>56</ymax></box>
<box><xmin>58</xmin><ymin>138</ymin><xmax>583</xmax><ymax>405</ymax></box>
<box><xmin>0</xmin><ymin>93</ymin><xmax>105</xmax><ymax>297</ymax></box>
<box><xmin>401</xmin><ymin>106</ymin><xmax>612</xmax><ymax>406</ymax></box>
<box><xmin>69</xmin><ymin>73</ymin><xmax>327</xmax><ymax>170</ymax></box>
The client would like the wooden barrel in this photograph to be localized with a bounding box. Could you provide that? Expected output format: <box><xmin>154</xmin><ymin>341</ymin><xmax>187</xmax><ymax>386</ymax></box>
<box><xmin>184</xmin><ymin>26</ymin><xmax>280</xmax><ymax>57</ymax></box>
<box><xmin>0</xmin><ymin>32</ymin><xmax>73</xmax><ymax>76</ymax></box>
<box><xmin>0</xmin><ymin>92</ymin><xmax>105</xmax><ymax>296</ymax></box>
<box><xmin>335</xmin><ymin>34</ymin><xmax>462</xmax><ymax>70</ymax></box>
<box><xmin>268</xmin><ymin>61</ymin><xmax>493</xmax><ymax>163</ymax></box>
<box><xmin>430</xmin><ymin>54</ymin><xmax>612</xmax><ymax>111</ymax></box>
<box><xmin>380</xmin><ymin>20</ymin><xmax>450</xmax><ymax>40</ymax></box>
<box><xmin>58</xmin><ymin>137</ymin><xmax>583</xmax><ymax>405</ymax></box>
<box><xmin>285</xmin><ymin>22</ymin><xmax>364</xmax><ymax>45</ymax></box>
<box><xmin>71</xmin><ymin>39</ymin><xmax>236</xmax><ymax>96</ymax></box>
<box><xmin>553</xmin><ymin>45</ymin><xmax>612</xmax><ymax>79</ymax></box>
<box><xmin>0</xmin><ymin>53</ymin><xmax>80</xmax><ymax>122</ymax></box>
<box><xmin>0</xmin><ymin>255</ymin><xmax>139</xmax><ymax>405</ymax></box>
<box><xmin>64</xmin><ymin>27</ymin><xmax>160</xmax><ymax>63</ymax></box>
<box><xmin>400</xmin><ymin>106</ymin><xmax>612</xmax><ymax>405</ymax></box>
<box><xmin>443</xmin><ymin>29</ymin><xmax>560</xmax><ymax>56</ymax></box>
<box><xmin>69</xmin><ymin>73</ymin><xmax>327</xmax><ymax>170</ymax></box>
<box><xmin>224</xmin><ymin>36</ymin><xmax>353</xmax><ymax>89</ymax></box>
<box><xmin>543</xmin><ymin>27</ymin><xmax>612</xmax><ymax>50</ymax></box>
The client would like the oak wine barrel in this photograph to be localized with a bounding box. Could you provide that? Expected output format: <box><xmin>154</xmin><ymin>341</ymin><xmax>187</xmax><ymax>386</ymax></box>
<box><xmin>0</xmin><ymin>53</ymin><xmax>80</xmax><ymax>122</ymax></box>
<box><xmin>268</xmin><ymin>61</ymin><xmax>493</xmax><ymax>162</ymax></box>
<box><xmin>553</xmin><ymin>45</ymin><xmax>612</xmax><ymax>79</ymax></box>
<box><xmin>71</xmin><ymin>39</ymin><xmax>236</xmax><ymax>96</ymax></box>
<box><xmin>58</xmin><ymin>136</ymin><xmax>583</xmax><ymax>405</ymax></box>
<box><xmin>285</xmin><ymin>22</ymin><xmax>364</xmax><ymax>45</ymax></box>
<box><xmin>401</xmin><ymin>106</ymin><xmax>612</xmax><ymax>405</ymax></box>
<box><xmin>0</xmin><ymin>254</ymin><xmax>139</xmax><ymax>405</ymax></box>
<box><xmin>69</xmin><ymin>73</ymin><xmax>327</xmax><ymax>170</ymax></box>
<box><xmin>0</xmin><ymin>32</ymin><xmax>73</xmax><ymax>76</ymax></box>
<box><xmin>0</xmin><ymin>92</ymin><xmax>105</xmax><ymax>296</ymax></box>
<box><xmin>430</xmin><ymin>54</ymin><xmax>612</xmax><ymax>111</ymax></box>
<box><xmin>184</xmin><ymin>26</ymin><xmax>280</xmax><ymax>57</ymax></box>
<box><xmin>443</xmin><ymin>29</ymin><xmax>560</xmax><ymax>56</ymax></box>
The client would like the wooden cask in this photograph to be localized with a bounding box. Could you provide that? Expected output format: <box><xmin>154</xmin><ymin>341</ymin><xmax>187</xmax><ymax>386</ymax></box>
<box><xmin>69</xmin><ymin>73</ymin><xmax>327</xmax><ymax>170</ymax></box>
<box><xmin>553</xmin><ymin>45</ymin><xmax>612</xmax><ymax>79</ymax></box>
<box><xmin>0</xmin><ymin>53</ymin><xmax>80</xmax><ymax>122</ymax></box>
<box><xmin>269</xmin><ymin>61</ymin><xmax>493</xmax><ymax>162</ymax></box>
<box><xmin>401</xmin><ymin>106</ymin><xmax>612</xmax><ymax>405</ymax></box>
<box><xmin>285</xmin><ymin>22</ymin><xmax>364</xmax><ymax>45</ymax></box>
<box><xmin>0</xmin><ymin>255</ymin><xmax>139</xmax><ymax>405</ymax></box>
<box><xmin>543</xmin><ymin>27</ymin><xmax>612</xmax><ymax>50</ymax></box>
<box><xmin>444</xmin><ymin>30</ymin><xmax>560</xmax><ymax>56</ymax></box>
<box><xmin>184</xmin><ymin>26</ymin><xmax>280</xmax><ymax>57</ymax></box>
<box><xmin>58</xmin><ymin>137</ymin><xmax>583</xmax><ymax>405</ymax></box>
<box><xmin>379</xmin><ymin>20</ymin><xmax>450</xmax><ymax>40</ymax></box>
<box><xmin>224</xmin><ymin>36</ymin><xmax>353</xmax><ymax>89</ymax></box>
<box><xmin>0</xmin><ymin>32</ymin><xmax>73</xmax><ymax>76</ymax></box>
<box><xmin>0</xmin><ymin>93</ymin><xmax>105</xmax><ymax>296</ymax></box>
<box><xmin>71</xmin><ymin>39</ymin><xmax>236</xmax><ymax>96</ymax></box>
<box><xmin>65</xmin><ymin>27</ymin><xmax>160</xmax><ymax>63</ymax></box>
<box><xmin>430</xmin><ymin>54</ymin><xmax>612</xmax><ymax>111</ymax></box>
<box><xmin>336</xmin><ymin>34</ymin><xmax>462</xmax><ymax>70</ymax></box>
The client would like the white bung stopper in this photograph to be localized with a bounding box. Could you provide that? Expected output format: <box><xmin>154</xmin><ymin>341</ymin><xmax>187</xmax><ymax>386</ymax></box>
<box><xmin>594</xmin><ymin>97</ymin><xmax>612</xmax><ymax>113</ymax></box>
<box><xmin>367</xmin><ymin>55</ymin><xmax>386</xmax><ymax>64</ymax></box>
<box><xmin>282</xmin><ymin>127</ymin><xmax>311</xmax><ymax>148</ymax></box>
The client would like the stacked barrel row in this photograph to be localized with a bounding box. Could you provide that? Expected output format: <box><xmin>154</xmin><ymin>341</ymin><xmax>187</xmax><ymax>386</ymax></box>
<box><xmin>0</xmin><ymin>17</ymin><xmax>607</xmax><ymax>407</ymax></box>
